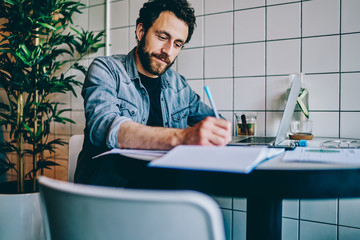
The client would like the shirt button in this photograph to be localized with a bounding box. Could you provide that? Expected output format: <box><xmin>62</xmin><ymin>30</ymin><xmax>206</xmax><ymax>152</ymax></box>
<box><xmin>131</xmin><ymin>110</ymin><xmax>135</xmax><ymax>115</ymax></box>
<box><xmin>165</xmin><ymin>122</ymin><xmax>168</xmax><ymax>126</ymax></box>
<box><xmin>143</xmin><ymin>118</ymin><xmax>146</xmax><ymax>122</ymax></box>
<box><xmin>161</xmin><ymin>97</ymin><xmax>164</xmax><ymax>101</ymax></box>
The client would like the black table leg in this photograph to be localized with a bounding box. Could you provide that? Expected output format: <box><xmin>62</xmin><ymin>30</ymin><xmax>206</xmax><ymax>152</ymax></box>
<box><xmin>246</xmin><ymin>197</ymin><xmax>282</xmax><ymax>240</ymax></box>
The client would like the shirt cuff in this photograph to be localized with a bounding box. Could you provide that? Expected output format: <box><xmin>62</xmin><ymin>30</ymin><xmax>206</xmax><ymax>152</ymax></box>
<box><xmin>106</xmin><ymin>115</ymin><xmax>133</xmax><ymax>149</ymax></box>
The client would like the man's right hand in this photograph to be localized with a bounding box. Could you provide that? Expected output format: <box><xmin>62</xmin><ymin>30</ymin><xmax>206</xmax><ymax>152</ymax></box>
<box><xmin>117</xmin><ymin>117</ymin><xmax>232</xmax><ymax>150</ymax></box>
<box><xmin>180</xmin><ymin>116</ymin><xmax>232</xmax><ymax>146</ymax></box>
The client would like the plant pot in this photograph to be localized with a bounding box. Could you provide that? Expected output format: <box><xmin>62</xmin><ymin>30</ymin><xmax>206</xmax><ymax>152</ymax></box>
<box><xmin>0</xmin><ymin>182</ymin><xmax>45</xmax><ymax>240</ymax></box>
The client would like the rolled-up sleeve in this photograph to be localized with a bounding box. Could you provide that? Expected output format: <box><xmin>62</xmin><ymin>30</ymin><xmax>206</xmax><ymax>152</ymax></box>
<box><xmin>82</xmin><ymin>57</ymin><xmax>132</xmax><ymax>149</ymax></box>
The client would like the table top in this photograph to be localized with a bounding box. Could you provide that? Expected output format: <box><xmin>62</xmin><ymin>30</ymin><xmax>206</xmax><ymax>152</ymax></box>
<box><xmin>111</xmin><ymin>138</ymin><xmax>360</xmax><ymax>199</ymax></box>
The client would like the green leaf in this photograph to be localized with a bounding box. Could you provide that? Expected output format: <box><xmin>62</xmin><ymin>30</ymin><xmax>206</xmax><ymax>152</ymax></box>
<box><xmin>37</xmin><ymin>22</ymin><xmax>57</xmax><ymax>31</ymax></box>
<box><xmin>22</xmin><ymin>122</ymin><xmax>35</xmax><ymax>138</ymax></box>
<box><xmin>15</xmin><ymin>52</ymin><xmax>32</xmax><ymax>66</ymax></box>
<box><xmin>4</xmin><ymin>0</ymin><xmax>16</xmax><ymax>5</ymax></box>
<box><xmin>70</xmin><ymin>26</ymin><xmax>81</xmax><ymax>35</ymax></box>
<box><xmin>20</xmin><ymin>44</ymin><xmax>31</xmax><ymax>59</ymax></box>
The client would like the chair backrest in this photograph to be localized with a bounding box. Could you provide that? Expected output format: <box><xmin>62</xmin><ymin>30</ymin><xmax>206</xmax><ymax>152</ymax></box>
<box><xmin>38</xmin><ymin>176</ymin><xmax>226</xmax><ymax>240</ymax></box>
<box><xmin>68</xmin><ymin>134</ymin><xmax>84</xmax><ymax>182</ymax></box>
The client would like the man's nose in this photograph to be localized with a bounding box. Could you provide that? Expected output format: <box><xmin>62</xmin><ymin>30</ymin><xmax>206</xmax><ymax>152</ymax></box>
<box><xmin>161</xmin><ymin>41</ymin><xmax>174</xmax><ymax>56</ymax></box>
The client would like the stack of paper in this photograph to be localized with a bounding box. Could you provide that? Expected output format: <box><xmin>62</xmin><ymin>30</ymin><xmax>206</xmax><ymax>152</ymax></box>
<box><xmin>283</xmin><ymin>148</ymin><xmax>360</xmax><ymax>165</ymax></box>
<box><xmin>148</xmin><ymin>145</ymin><xmax>284</xmax><ymax>174</ymax></box>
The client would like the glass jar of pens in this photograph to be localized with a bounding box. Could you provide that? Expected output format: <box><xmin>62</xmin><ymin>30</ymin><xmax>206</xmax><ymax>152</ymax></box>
<box><xmin>234</xmin><ymin>113</ymin><xmax>258</xmax><ymax>136</ymax></box>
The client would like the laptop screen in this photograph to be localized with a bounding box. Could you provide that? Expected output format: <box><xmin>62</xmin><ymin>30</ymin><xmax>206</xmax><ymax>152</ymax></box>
<box><xmin>274</xmin><ymin>74</ymin><xmax>302</xmax><ymax>145</ymax></box>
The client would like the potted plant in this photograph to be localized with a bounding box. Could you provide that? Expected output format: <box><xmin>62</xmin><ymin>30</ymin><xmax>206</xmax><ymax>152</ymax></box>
<box><xmin>0</xmin><ymin>0</ymin><xmax>104</xmax><ymax>239</ymax></box>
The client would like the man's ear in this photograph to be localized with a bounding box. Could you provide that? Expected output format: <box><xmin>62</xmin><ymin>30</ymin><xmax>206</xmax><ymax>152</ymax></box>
<box><xmin>136</xmin><ymin>23</ymin><xmax>145</xmax><ymax>42</ymax></box>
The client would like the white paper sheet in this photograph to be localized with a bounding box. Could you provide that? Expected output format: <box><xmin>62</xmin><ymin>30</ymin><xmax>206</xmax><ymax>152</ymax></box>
<box><xmin>148</xmin><ymin>145</ymin><xmax>284</xmax><ymax>174</ymax></box>
<box><xmin>93</xmin><ymin>148</ymin><xmax>168</xmax><ymax>161</ymax></box>
<box><xmin>283</xmin><ymin>148</ymin><xmax>360</xmax><ymax>165</ymax></box>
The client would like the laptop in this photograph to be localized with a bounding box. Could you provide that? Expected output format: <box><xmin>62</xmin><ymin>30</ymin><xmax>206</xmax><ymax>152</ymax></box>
<box><xmin>228</xmin><ymin>74</ymin><xmax>302</xmax><ymax>149</ymax></box>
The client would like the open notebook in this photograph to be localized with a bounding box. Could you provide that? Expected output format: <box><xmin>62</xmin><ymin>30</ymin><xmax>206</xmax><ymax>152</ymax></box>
<box><xmin>229</xmin><ymin>74</ymin><xmax>302</xmax><ymax>149</ymax></box>
<box><xmin>148</xmin><ymin>145</ymin><xmax>284</xmax><ymax>174</ymax></box>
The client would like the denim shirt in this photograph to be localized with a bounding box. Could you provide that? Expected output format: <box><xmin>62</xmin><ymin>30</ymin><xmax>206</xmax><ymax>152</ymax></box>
<box><xmin>75</xmin><ymin>48</ymin><xmax>214</xmax><ymax>184</ymax></box>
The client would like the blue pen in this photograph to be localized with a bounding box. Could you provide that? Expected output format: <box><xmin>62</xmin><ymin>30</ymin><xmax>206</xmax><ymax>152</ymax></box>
<box><xmin>204</xmin><ymin>86</ymin><xmax>220</xmax><ymax>119</ymax></box>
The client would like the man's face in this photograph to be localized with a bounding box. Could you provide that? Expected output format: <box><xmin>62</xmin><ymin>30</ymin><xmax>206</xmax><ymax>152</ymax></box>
<box><xmin>135</xmin><ymin>11</ymin><xmax>189</xmax><ymax>78</ymax></box>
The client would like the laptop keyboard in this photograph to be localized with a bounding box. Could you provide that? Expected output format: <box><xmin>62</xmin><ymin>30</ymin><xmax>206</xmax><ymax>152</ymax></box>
<box><xmin>236</xmin><ymin>136</ymin><xmax>276</xmax><ymax>144</ymax></box>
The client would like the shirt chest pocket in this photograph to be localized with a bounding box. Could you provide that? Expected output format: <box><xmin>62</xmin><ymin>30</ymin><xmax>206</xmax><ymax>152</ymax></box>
<box><xmin>117</xmin><ymin>99</ymin><xmax>138</xmax><ymax>118</ymax></box>
<box><xmin>171</xmin><ymin>107</ymin><xmax>189</xmax><ymax>128</ymax></box>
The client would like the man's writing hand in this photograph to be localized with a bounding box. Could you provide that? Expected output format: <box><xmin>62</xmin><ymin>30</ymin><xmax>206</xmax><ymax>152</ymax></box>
<box><xmin>180</xmin><ymin>117</ymin><xmax>232</xmax><ymax>146</ymax></box>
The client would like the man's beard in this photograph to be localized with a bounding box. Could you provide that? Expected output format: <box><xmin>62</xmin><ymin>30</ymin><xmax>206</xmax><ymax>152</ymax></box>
<box><xmin>137</xmin><ymin>36</ymin><xmax>175</xmax><ymax>76</ymax></box>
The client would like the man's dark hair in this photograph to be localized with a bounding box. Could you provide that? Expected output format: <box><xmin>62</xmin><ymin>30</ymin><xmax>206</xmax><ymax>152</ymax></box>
<box><xmin>136</xmin><ymin>0</ymin><xmax>196</xmax><ymax>44</ymax></box>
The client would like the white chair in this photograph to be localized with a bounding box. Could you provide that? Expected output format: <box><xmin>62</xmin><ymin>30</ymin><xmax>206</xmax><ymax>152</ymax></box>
<box><xmin>38</xmin><ymin>176</ymin><xmax>226</xmax><ymax>240</ymax></box>
<box><xmin>68</xmin><ymin>134</ymin><xmax>84</xmax><ymax>182</ymax></box>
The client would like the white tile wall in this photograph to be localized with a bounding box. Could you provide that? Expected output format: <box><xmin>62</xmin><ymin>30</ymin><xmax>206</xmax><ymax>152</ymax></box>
<box><xmin>311</xmin><ymin>112</ymin><xmax>340</xmax><ymax>137</ymax></box>
<box><xmin>341</xmin><ymin>33</ymin><xmax>360</xmax><ymax>72</ymax></box>
<box><xmin>341</xmin><ymin>0</ymin><xmax>360</xmax><ymax>33</ymax></box>
<box><xmin>109</xmin><ymin>28</ymin><xmax>129</xmax><ymax>54</ymax></box>
<box><xmin>233</xmin><ymin>211</ymin><xmax>246</xmax><ymax>240</ymax></box>
<box><xmin>300</xmin><ymin>221</ymin><xmax>337</xmax><ymax>240</ymax></box>
<box><xmin>72</xmin><ymin>7</ymin><xmax>89</xmax><ymax>30</ymax></box>
<box><xmin>267</xmin><ymin>39</ymin><xmax>300</xmax><ymax>75</ymax></box>
<box><xmin>234</xmin><ymin>42</ymin><xmax>265</xmax><ymax>76</ymax></box>
<box><xmin>234</xmin><ymin>77</ymin><xmax>265</xmax><ymax>110</ymax></box>
<box><xmin>188</xmin><ymin>0</ymin><xmax>203</xmax><ymax>16</ymax></box>
<box><xmin>304</xmin><ymin>74</ymin><xmax>339</xmax><ymax>111</ymax></box>
<box><xmin>129</xmin><ymin>0</ymin><xmax>146</xmax><ymax>26</ymax></box>
<box><xmin>283</xmin><ymin>199</ymin><xmax>299</xmax><ymax>218</ymax></box>
<box><xmin>302</xmin><ymin>0</ymin><xmax>340</xmax><ymax>37</ymax></box>
<box><xmin>88</xmin><ymin>4</ymin><xmax>105</xmax><ymax>31</ymax></box>
<box><xmin>267</xmin><ymin>3</ymin><xmax>300</xmax><ymax>40</ymax></box>
<box><xmin>222</xmin><ymin>209</ymin><xmax>233</xmax><ymax>240</ymax></box>
<box><xmin>339</xmin><ymin>227</ymin><xmax>360</xmax><ymax>240</ymax></box>
<box><xmin>177</xmin><ymin>48</ymin><xmax>204</xmax><ymax>79</ymax></box>
<box><xmin>205</xmin><ymin>0</ymin><xmax>232</xmax><ymax>14</ymax></box>
<box><xmin>110</xmin><ymin>1</ymin><xmax>129</xmax><ymax>29</ymax></box>
<box><xmin>340</xmin><ymin>112</ymin><xmax>360</xmax><ymax>138</ymax></box>
<box><xmin>185</xmin><ymin>16</ymin><xmax>203</xmax><ymax>48</ymax></box>
<box><xmin>89</xmin><ymin>0</ymin><xmax>104</xmax><ymax>6</ymax></box>
<box><xmin>129</xmin><ymin>26</ymin><xmax>137</xmax><ymax>50</ymax></box>
<box><xmin>341</xmin><ymin>73</ymin><xmax>360</xmax><ymax>110</ymax></box>
<box><xmin>204</xmin><ymin>78</ymin><xmax>233</xmax><ymax>110</ymax></box>
<box><xmin>37</xmin><ymin>0</ymin><xmax>360</xmax><ymax>238</ymax></box>
<box><xmin>266</xmin><ymin>75</ymin><xmax>291</xmax><ymax>110</ymax></box>
<box><xmin>187</xmin><ymin>79</ymin><xmax>204</xmax><ymax>101</ymax></box>
<box><xmin>235</xmin><ymin>0</ymin><xmax>265</xmax><ymax>10</ymax></box>
<box><xmin>233</xmin><ymin>197</ymin><xmax>247</xmax><ymax>211</ymax></box>
<box><xmin>266</xmin><ymin>112</ymin><xmax>283</xmax><ymax>136</ymax></box>
<box><xmin>234</xmin><ymin>8</ymin><xmax>265</xmax><ymax>43</ymax></box>
<box><xmin>212</xmin><ymin>195</ymin><xmax>232</xmax><ymax>209</ymax></box>
<box><xmin>302</xmin><ymin>36</ymin><xmax>340</xmax><ymax>74</ymax></box>
<box><xmin>267</xmin><ymin>0</ymin><xmax>298</xmax><ymax>5</ymax></box>
<box><xmin>205</xmin><ymin>45</ymin><xmax>233</xmax><ymax>78</ymax></box>
<box><xmin>300</xmin><ymin>199</ymin><xmax>338</xmax><ymax>224</ymax></box>
<box><xmin>282</xmin><ymin>218</ymin><xmax>298</xmax><ymax>240</ymax></box>
<box><xmin>205</xmin><ymin>13</ymin><xmax>233</xmax><ymax>46</ymax></box>
<box><xmin>339</xmin><ymin>198</ymin><xmax>360</xmax><ymax>228</ymax></box>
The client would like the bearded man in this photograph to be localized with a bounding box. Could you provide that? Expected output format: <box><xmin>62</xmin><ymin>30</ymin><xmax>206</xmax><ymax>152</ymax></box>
<box><xmin>75</xmin><ymin>0</ymin><xmax>231</xmax><ymax>186</ymax></box>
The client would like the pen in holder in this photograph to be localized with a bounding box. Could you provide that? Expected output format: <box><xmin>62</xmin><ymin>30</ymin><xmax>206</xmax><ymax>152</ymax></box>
<box><xmin>234</xmin><ymin>113</ymin><xmax>257</xmax><ymax>136</ymax></box>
